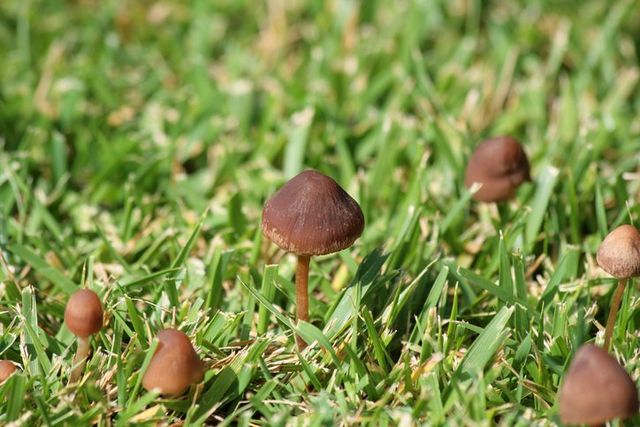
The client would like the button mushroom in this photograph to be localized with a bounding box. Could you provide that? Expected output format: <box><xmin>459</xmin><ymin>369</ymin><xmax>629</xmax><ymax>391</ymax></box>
<box><xmin>64</xmin><ymin>289</ymin><xmax>104</xmax><ymax>383</ymax></box>
<box><xmin>464</xmin><ymin>136</ymin><xmax>531</xmax><ymax>203</ymax></box>
<box><xmin>262</xmin><ymin>170</ymin><xmax>365</xmax><ymax>349</ymax></box>
<box><xmin>559</xmin><ymin>344</ymin><xmax>638</xmax><ymax>425</ymax></box>
<box><xmin>0</xmin><ymin>360</ymin><xmax>17</xmax><ymax>383</ymax></box>
<box><xmin>142</xmin><ymin>328</ymin><xmax>204</xmax><ymax>396</ymax></box>
<box><xmin>596</xmin><ymin>224</ymin><xmax>640</xmax><ymax>349</ymax></box>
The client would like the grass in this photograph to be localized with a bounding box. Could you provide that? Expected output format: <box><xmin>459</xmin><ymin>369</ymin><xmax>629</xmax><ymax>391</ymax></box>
<box><xmin>1</xmin><ymin>0</ymin><xmax>640</xmax><ymax>425</ymax></box>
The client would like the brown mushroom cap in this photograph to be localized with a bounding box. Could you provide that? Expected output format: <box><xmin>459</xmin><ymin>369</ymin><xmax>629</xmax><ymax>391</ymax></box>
<box><xmin>596</xmin><ymin>224</ymin><xmax>640</xmax><ymax>279</ymax></box>
<box><xmin>262</xmin><ymin>170</ymin><xmax>365</xmax><ymax>256</ymax></box>
<box><xmin>142</xmin><ymin>328</ymin><xmax>204</xmax><ymax>396</ymax></box>
<box><xmin>559</xmin><ymin>344</ymin><xmax>638</xmax><ymax>425</ymax></box>
<box><xmin>64</xmin><ymin>289</ymin><xmax>104</xmax><ymax>338</ymax></box>
<box><xmin>464</xmin><ymin>136</ymin><xmax>531</xmax><ymax>203</ymax></box>
<box><xmin>0</xmin><ymin>360</ymin><xmax>17</xmax><ymax>383</ymax></box>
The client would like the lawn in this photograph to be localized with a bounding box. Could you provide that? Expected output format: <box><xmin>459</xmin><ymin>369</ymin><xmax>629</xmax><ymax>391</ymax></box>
<box><xmin>1</xmin><ymin>0</ymin><xmax>640</xmax><ymax>425</ymax></box>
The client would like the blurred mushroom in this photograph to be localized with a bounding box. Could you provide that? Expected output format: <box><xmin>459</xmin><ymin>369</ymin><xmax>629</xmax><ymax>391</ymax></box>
<box><xmin>64</xmin><ymin>289</ymin><xmax>103</xmax><ymax>383</ymax></box>
<box><xmin>559</xmin><ymin>344</ymin><xmax>638</xmax><ymax>425</ymax></box>
<box><xmin>0</xmin><ymin>360</ymin><xmax>17</xmax><ymax>383</ymax></box>
<box><xmin>142</xmin><ymin>328</ymin><xmax>204</xmax><ymax>396</ymax></box>
<box><xmin>464</xmin><ymin>136</ymin><xmax>531</xmax><ymax>203</ymax></box>
<box><xmin>262</xmin><ymin>170</ymin><xmax>364</xmax><ymax>349</ymax></box>
<box><xmin>596</xmin><ymin>224</ymin><xmax>640</xmax><ymax>349</ymax></box>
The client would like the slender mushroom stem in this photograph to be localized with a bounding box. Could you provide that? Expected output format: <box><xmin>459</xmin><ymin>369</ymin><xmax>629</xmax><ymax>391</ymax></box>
<box><xmin>295</xmin><ymin>255</ymin><xmax>311</xmax><ymax>350</ymax></box>
<box><xmin>603</xmin><ymin>278</ymin><xmax>627</xmax><ymax>351</ymax></box>
<box><xmin>70</xmin><ymin>337</ymin><xmax>90</xmax><ymax>383</ymax></box>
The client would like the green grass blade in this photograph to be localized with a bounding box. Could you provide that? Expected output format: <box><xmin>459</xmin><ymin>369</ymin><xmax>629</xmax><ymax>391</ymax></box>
<box><xmin>525</xmin><ymin>165</ymin><xmax>560</xmax><ymax>249</ymax></box>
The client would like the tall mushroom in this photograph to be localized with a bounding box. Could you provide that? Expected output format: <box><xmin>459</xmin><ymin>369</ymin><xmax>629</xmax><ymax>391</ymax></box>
<box><xmin>464</xmin><ymin>136</ymin><xmax>531</xmax><ymax>203</ymax></box>
<box><xmin>0</xmin><ymin>360</ymin><xmax>17</xmax><ymax>383</ymax></box>
<box><xmin>596</xmin><ymin>224</ymin><xmax>640</xmax><ymax>349</ymax></box>
<box><xmin>142</xmin><ymin>328</ymin><xmax>204</xmax><ymax>396</ymax></box>
<box><xmin>64</xmin><ymin>289</ymin><xmax>104</xmax><ymax>383</ymax></box>
<box><xmin>559</xmin><ymin>344</ymin><xmax>638</xmax><ymax>425</ymax></box>
<box><xmin>262</xmin><ymin>170</ymin><xmax>365</xmax><ymax>349</ymax></box>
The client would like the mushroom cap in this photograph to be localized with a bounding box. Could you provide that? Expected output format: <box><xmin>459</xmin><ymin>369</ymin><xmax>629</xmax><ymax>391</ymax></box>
<box><xmin>596</xmin><ymin>224</ymin><xmax>640</xmax><ymax>279</ymax></box>
<box><xmin>0</xmin><ymin>360</ymin><xmax>17</xmax><ymax>383</ymax></box>
<box><xmin>464</xmin><ymin>136</ymin><xmax>531</xmax><ymax>203</ymax></box>
<box><xmin>262</xmin><ymin>170</ymin><xmax>365</xmax><ymax>256</ymax></box>
<box><xmin>64</xmin><ymin>289</ymin><xmax>104</xmax><ymax>338</ymax></box>
<box><xmin>142</xmin><ymin>328</ymin><xmax>204</xmax><ymax>396</ymax></box>
<box><xmin>559</xmin><ymin>344</ymin><xmax>638</xmax><ymax>425</ymax></box>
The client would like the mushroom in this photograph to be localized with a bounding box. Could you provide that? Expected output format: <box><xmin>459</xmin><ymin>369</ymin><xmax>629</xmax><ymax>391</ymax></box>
<box><xmin>64</xmin><ymin>289</ymin><xmax>104</xmax><ymax>383</ymax></box>
<box><xmin>262</xmin><ymin>170</ymin><xmax>365</xmax><ymax>349</ymax></box>
<box><xmin>596</xmin><ymin>224</ymin><xmax>640</xmax><ymax>349</ymax></box>
<box><xmin>464</xmin><ymin>136</ymin><xmax>531</xmax><ymax>203</ymax></box>
<box><xmin>142</xmin><ymin>328</ymin><xmax>204</xmax><ymax>396</ymax></box>
<box><xmin>559</xmin><ymin>344</ymin><xmax>638</xmax><ymax>425</ymax></box>
<box><xmin>0</xmin><ymin>360</ymin><xmax>17</xmax><ymax>383</ymax></box>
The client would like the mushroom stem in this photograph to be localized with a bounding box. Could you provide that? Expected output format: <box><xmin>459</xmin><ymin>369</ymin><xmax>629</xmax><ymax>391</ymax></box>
<box><xmin>295</xmin><ymin>254</ymin><xmax>311</xmax><ymax>350</ymax></box>
<box><xmin>603</xmin><ymin>278</ymin><xmax>627</xmax><ymax>350</ymax></box>
<box><xmin>70</xmin><ymin>337</ymin><xmax>90</xmax><ymax>383</ymax></box>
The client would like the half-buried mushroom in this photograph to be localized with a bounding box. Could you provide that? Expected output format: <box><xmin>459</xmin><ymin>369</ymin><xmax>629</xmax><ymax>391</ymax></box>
<box><xmin>142</xmin><ymin>328</ymin><xmax>204</xmax><ymax>396</ymax></box>
<box><xmin>464</xmin><ymin>136</ymin><xmax>531</xmax><ymax>203</ymax></box>
<box><xmin>262</xmin><ymin>170</ymin><xmax>364</xmax><ymax>349</ymax></box>
<box><xmin>559</xmin><ymin>344</ymin><xmax>638</xmax><ymax>425</ymax></box>
<box><xmin>0</xmin><ymin>360</ymin><xmax>17</xmax><ymax>383</ymax></box>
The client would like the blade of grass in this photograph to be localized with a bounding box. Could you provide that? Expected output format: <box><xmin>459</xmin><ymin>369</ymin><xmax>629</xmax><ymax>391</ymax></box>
<box><xmin>525</xmin><ymin>165</ymin><xmax>559</xmax><ymax>250</ymax></box>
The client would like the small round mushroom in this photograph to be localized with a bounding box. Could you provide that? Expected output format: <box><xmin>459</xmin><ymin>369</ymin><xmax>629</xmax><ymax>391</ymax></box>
<box><xmin>262</xmin><ymin>170</ymin><xmax>365</xmax><ymax>349</ymax></box>
<box><xmin>0</xmin><ymin>360</ymin><xmax>17</xmax><ymax>383</ymax></box>
<box><xmin>142</xmin><ymin>328</ymin><xmax>204</xmax><ymax>396</ymax></box>
<box><xmin>464</xmin><ymin>136</ymin><xmax>531</xmax><ymax>203</ymax></box>
<box><xmin>596</xmin><ymin>224</ymin><xmax>640</xmax><ymax>349</ymax></box>
<box><xmin>559</xmin><ymin>344</ymin><xmax>638</xmax><ymax>425</ymax></box>
<box><xmin>64</xmin><ymin>289</ymin><xmax>103</xmax><ymax>383</ymax></box>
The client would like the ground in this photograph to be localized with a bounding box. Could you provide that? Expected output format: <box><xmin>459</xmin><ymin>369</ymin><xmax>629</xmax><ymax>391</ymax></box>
<box><xmin>1</xmin><ymin>0</ymin><xmax>640</xmax><ymax>425</ymax></box>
